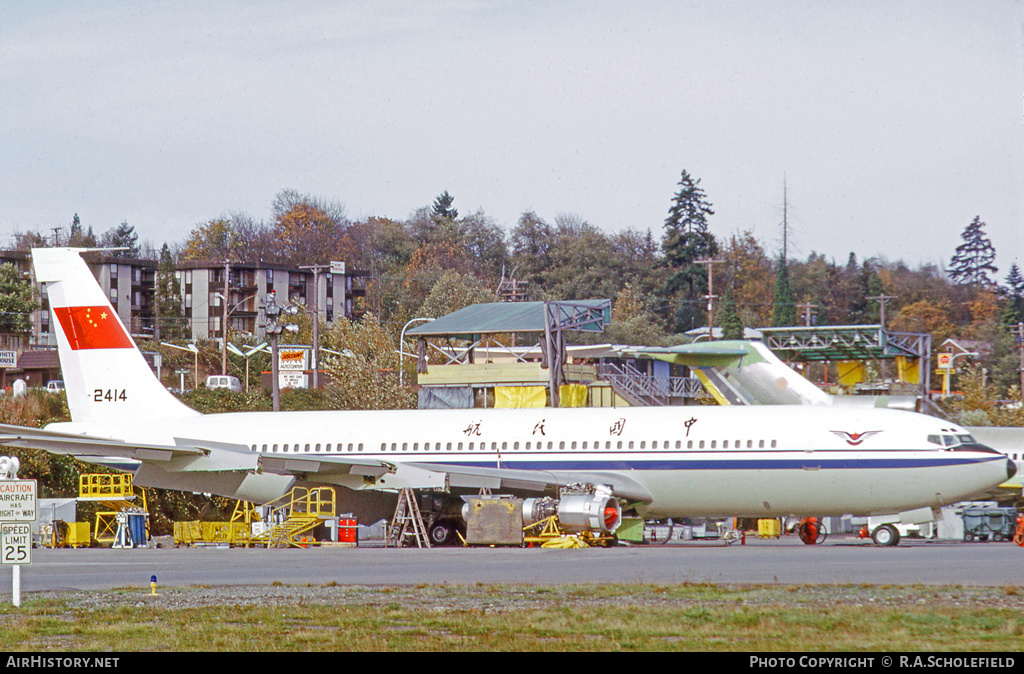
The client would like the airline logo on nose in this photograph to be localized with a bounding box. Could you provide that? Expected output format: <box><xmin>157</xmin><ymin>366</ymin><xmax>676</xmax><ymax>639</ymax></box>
<box><xmin>53</xmin><ymin>306</ymin><xmax>134</xmax><ymax>350</ymax></box>
<box><xmin>831</xmin><ymin>430</ymin><xmax>882</xmax><ymax>446</ymax></box>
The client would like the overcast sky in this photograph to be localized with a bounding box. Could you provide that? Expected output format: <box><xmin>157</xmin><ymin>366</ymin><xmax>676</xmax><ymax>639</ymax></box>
<box><xmin>2</xmin><ymin>1</ymin><xmax>1022</xmax><ymax>275</ymax></box>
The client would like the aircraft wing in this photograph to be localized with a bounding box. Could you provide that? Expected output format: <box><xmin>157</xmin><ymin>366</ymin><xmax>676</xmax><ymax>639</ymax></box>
<box><xmin>260</xmin><ymin>453</ymin><xmax>653</xmax><ymax>504</ymax></box>
<box><xmin>0</xmin><ymin>422</ymin><xmax>652</xmax><ymax>505</ymax></box>
<box><xmin>0</xmin><ymin>423</ymin><xmax>257</xmax><ymax>472</ymax></box>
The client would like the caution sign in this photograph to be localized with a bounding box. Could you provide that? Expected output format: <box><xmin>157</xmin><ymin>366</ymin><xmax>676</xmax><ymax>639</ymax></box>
<box><xmin>1</xmin><ymin>523</ymin><xmax>30</xmax><ymax>565</ymax></box>
<box><xmin>0</xmin><ymin>480</ymin><xmax>36</xmax><ymax>522</ymax></box>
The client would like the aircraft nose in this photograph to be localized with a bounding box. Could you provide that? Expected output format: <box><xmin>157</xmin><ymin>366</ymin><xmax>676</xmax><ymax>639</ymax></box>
<box><xmin>1007</xmin><ymin>458</ymin><xmax>1018</xmax><ymax>481</ymax></box>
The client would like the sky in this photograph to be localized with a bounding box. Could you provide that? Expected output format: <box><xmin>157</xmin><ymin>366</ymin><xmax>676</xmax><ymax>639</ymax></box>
<box><xmin>2</xmin><ymin>0</ymin><xmax>1023</xmax><ymax>275</ymax></box>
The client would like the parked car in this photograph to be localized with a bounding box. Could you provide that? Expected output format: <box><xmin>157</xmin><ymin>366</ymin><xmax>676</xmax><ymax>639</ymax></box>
<box><xmin>45</xmin><ymin>380</ymin><xmax>65</xmax><ymax>392</ymax></box>
<box><xmin>205</xmin><ymin>375</ymin><xmax>242</xmax><ymax>392</ymax></box>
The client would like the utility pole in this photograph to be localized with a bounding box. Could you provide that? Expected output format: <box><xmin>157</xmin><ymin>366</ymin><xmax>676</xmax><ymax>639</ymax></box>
<box><xmin>695</xmin><ymin>258</ymin><xmax>725</xmax><ymax>340</ymax></box>
<box><xmin>796</xmin><ymin>301</ymin><xmax>816</xmax><ymax>327</ymax></box>
<box><xmin>1016</xmin><ymin>322</ymin><xmax>1024</xmax><ymax>400</ymax></box>
<box><xmin>866</xmin><ymin>294</ymin><xmax>897</xmax><ymax>330</ymax></box>
<box><xmin>221</xmin><ymin>261</ymin><xmax>230</xmax><ymax>375</ymax></box>
<box><xmin>867</xmin><ymin>294</ymin><xmax>897</xmax><ymax>381</ymax></box>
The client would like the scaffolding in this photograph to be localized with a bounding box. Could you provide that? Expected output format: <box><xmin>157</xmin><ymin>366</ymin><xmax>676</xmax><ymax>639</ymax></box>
<box><xmin>78</xmin><ymin>473</ymin><xmax>149</xmax><ymax>546</ymax></box>
<box><xmin>250</xmin><ymin>486</ymin><xmax>336</xmax><ymax>548</ymax></box>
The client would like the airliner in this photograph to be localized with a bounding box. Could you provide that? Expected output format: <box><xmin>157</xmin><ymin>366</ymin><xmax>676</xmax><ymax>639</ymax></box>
<box><xmin>0</xmin><ymin>248</ymin><xmax>1014</xmax><ymax>547</ymax></box>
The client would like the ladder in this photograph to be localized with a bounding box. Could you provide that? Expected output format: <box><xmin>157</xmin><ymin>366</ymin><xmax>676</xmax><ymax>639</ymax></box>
<box><xmin>386</xmin><ymin>488</ymin><xmax>431</xmax><ymax>548</ymax></box>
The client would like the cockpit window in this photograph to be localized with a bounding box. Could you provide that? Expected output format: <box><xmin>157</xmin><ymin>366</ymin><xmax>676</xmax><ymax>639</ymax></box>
<box><xmin>958</xmin><ymin>434</ymin><xmax>975</xmax><ymax>444</ymax></box>
<box><xmin>927</xmin><ymin>434</ymin><xmax>942</xmax><ymax>446</ymax></box>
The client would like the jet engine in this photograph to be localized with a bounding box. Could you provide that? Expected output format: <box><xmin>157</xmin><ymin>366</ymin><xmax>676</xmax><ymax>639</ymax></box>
<box><xmin>522</xmin><ymin>493</ymin><xmax>622</xmax><ymax>534</ymax></box>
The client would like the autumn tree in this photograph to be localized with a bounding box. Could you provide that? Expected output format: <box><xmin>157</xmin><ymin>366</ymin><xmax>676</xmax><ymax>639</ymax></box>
<box><xmin>322</xmin><ymin>315</ymin><xmax>416</xmax><ymax>410</ymax></box>
<box><xmin>270</xmin><ymin>189</ymin><xmax>348</xmax><ymax>266</ymax></box>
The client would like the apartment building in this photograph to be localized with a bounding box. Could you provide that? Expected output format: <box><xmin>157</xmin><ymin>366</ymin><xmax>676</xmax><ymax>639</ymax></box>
<box><xmin>174</xmin><ymin>261</ymin><xmax>366</xmax><ymax>342</ymax></box>
<box><xmin>0</xmin><ymin>251</ymin><xmax>366</xmax><ymax>348</ymax></box>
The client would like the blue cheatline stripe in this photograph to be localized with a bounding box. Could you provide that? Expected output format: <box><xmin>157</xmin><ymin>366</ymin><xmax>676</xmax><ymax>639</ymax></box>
<box><xmin>429</xmin><ymin>456</ymin><xmax>1003</xmax><ymax>471</ymax></box>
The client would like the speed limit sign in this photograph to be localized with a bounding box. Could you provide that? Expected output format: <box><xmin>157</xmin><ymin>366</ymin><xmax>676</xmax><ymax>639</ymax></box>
<box><xmin>1</xmin><ymin>522</ymin><xmax>31</xmax><ymax>565</ymax></box>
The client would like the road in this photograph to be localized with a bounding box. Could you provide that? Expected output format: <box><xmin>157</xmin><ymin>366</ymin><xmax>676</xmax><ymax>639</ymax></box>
<box><xmin>5</xmin><ymin>536</ymin><xmax>1024</xmax><ymax>592</ymax></box>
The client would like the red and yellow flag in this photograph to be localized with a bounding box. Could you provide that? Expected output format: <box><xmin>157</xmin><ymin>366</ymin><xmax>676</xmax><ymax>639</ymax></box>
<box><xmin>53</xmin><ymin>306</ymin><xmax>134</xmax><ymax>350</ymax></box>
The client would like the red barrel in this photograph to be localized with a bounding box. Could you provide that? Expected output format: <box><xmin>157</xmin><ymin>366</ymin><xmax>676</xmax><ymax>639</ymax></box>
<box><xmin>339</xmin><ymin>518</ymin><xmax>357</xmax><ymax>543</ymax></box>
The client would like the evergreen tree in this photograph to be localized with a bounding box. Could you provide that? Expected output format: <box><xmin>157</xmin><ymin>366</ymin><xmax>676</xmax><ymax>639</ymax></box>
<box><xmin>662</xmin><ymin>170</ymin><xmax>717</xmax><ymax>330</ymax></box>
<box><xmin>771</xmin><ymin>257</ymin><xmax>797</xmax><ymax>326</ymax></box>
<box><xmin>67</xmin><ymin>213</ymin><xmax>97</xmax><ymax>248</ymax></box>
<box><xmin>100</xmin><ymin>221</ymin><xmax>140</xmax><ymax>258</ymax></box>
<box><xmin>1002</xmin><ymin>263</ymin><xmax>1024</xmax><ymax>326</ymax></box>
<box><xmin>949</xmin><ymin>216</ymin><xmax>998</xmax><ymax>287</ymax></box>
<box><xmin>431</xmin><ymin>191</ymin><xmax>458</xmax><ymax>221</ymax></box>
<box><xmin>720</xmin><ymin>287</ymin><xmax>744</xmax><ymax>340</ymax></box>
<box><xmin>154</xmin><ymin>244</ymin><xmax>188</xmax><ymax>341</ymax></box>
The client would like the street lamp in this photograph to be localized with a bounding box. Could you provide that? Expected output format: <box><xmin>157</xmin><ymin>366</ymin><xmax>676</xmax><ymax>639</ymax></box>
<box><xmin>227</xmin><ymin>341</ymin><xmax>268</xmax><ymax>394</ymax></box>
<box><xmin>161</xmin><ymin>342</ymin><xmax>200</xmax><ymax>390</ymax></box>
<box><xmin>399</xmin><ymin>317</ymin><xmax>435</xmax><ymax>388</ymax></box>
<box><xmin>940</xmin><ymin>351</ymin><xmax>979</xmax><ymax>396</ymax></box>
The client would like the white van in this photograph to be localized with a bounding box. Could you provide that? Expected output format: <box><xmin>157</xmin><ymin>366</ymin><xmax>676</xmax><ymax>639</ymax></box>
<box><xmin>205</xmin><ymin>375</ymin><xmax>242</xmax><ymax>392</ymax></box>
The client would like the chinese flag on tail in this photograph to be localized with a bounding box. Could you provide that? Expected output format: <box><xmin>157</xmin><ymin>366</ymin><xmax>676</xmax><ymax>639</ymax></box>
<box><xmin>53</xmin><ymin>306</ymin><xmax>134</xmax><ymax>350</ymax></box>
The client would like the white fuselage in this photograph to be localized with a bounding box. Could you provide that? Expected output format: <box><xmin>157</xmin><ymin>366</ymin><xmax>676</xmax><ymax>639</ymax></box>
<box><xmin>50</xmin><ymin>404</ymin><xmax>1012</xmax><ymax>519</ymax></box>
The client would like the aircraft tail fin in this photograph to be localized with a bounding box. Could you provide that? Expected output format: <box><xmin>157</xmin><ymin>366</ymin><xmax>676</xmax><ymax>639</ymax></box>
<box><xmin>32</xmin><ymin>248</ymin><xmax>200</xmax><ymax>424</ymax></box>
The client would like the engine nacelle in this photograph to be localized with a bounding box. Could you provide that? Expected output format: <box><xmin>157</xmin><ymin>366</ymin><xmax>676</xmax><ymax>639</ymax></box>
<box><xmin>522</xmin><ymin>493</ymin><xmax>622</xmax><ymax>534</ymax></box>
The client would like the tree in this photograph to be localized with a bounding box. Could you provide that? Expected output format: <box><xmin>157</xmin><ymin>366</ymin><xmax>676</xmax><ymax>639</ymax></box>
<box><xmin>949</xmin><ymin>216</ymin><xmax>998</xmax><ymax>287</ymax></box>
<box><xmin>323</xmin><ymin>315</ymin><xmax>416</xmax><ymax>410</ymax></box>
<box><xmin>270</xmin><ymin>189</ymin><xmax>348</xmax><ymax>266</ymax></box>
<box><xmin>0</xmin><ymin>263</ymin><xmax>36</xmax><ymax>336</ymax></box>
<box><xmin>100</xmin><ymin>221</ymin><xmax>139</xmax><ymax>258</ymax></box>
<box><xmin>431</xmin><ymin>191</ymin><xmax>458</xmax><ymax>221</ymax></box>
<box><xmin>510</xmin><ymin>211</ymin><xmax>554</xmax><ymax>288</ymax></box>
<box><xmin>67</xmin><ymin>213</ymin><xmax>97</xmax><ymax>248</ymax></box>
<box><xmin>154</xmin><ymin>244</ymin><xmax>188</xmax><ymax>341</ymax></box>
<box><xmin>720</xmin><ymin>288</ymin><xmax>744</xmax><ymax>340</ymax></box>
<box><xmin>771</xmin><ymin>257</ymin><xmax>797</xmax><ymax>327</ymax></box>
<box><xmin>417</xmin><ymin>270</ymin><xmax>494</xmax><ymax>320</ymax></box>
<box><xmin>1002</xmin><ymin>263</ymin><xmax>1024</xmax><ymax>326</ymax></box>
<box><xmin>181</xmin><ymin>218</ymin><xmax>239</xmax><ymax>261</ymax></box>
<box><xmin>662</xmin><ymin>170</ymin><xmax>717</xmax><ymax>294</ymax></box>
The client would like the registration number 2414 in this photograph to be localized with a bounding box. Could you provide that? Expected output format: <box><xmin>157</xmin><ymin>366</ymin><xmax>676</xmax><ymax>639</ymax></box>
<box><xmin>93</xmin><ymin>389</ymin><xmax>128</xmax><ymax>402</ymax></box>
